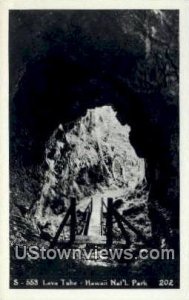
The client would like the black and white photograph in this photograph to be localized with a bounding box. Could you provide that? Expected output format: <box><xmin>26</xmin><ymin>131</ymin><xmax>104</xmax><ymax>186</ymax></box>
<box><xmin>9</xmin><ymin>9</ymin><xmax>179</xmax><ymax>289</ymax></box>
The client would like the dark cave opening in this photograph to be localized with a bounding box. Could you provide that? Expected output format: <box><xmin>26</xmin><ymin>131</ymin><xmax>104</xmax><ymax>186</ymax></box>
<box><xmin>9</xmin><ymin>10</ymin><xmax>179</xmax><ymax>254</ymax></box>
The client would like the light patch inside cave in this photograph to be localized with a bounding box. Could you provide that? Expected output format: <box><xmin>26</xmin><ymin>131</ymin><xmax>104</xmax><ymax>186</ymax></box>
<box><xmin>33</xmin><ymin>105</ymin><xmax>150</xmax><ymax>248</ymax></box>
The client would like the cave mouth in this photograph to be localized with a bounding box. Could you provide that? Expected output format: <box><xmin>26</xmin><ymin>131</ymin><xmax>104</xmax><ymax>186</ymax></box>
<box><xmin>32</xmin><ymin>105</ymin><xmax>151</xmax><ymax>251</ymax></box>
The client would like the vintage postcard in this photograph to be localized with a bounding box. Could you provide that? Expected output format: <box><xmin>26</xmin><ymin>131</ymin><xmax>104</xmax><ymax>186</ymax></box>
<box><xmin>1</xmin><ymin>1</ymin><xmax>189</xmax><ymax>300</ymax></box>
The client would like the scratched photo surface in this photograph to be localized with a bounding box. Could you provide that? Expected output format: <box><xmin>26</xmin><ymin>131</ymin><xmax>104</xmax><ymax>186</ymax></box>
<box><xmin>9</xmin><ymin>10</ymin><xmax>179</xmax><ymax>288</ymax></box>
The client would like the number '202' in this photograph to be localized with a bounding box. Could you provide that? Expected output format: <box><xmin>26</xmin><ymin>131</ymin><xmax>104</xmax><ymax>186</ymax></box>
<box><xmin>159</xmin><ymin>279</ymin><xmax>174</xmax><ymax>287</ymax></box>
